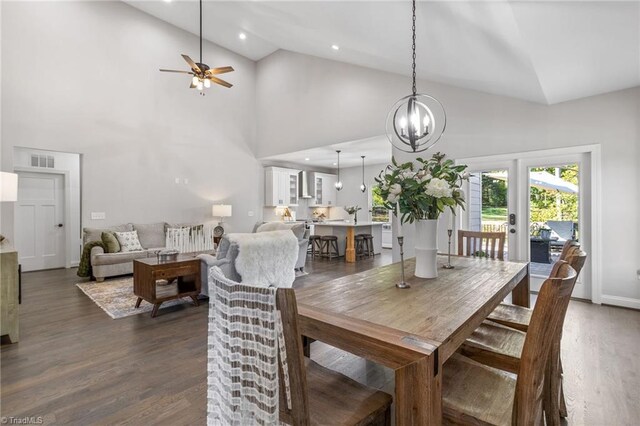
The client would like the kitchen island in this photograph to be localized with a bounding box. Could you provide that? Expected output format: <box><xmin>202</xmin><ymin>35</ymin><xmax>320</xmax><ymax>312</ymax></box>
<box><xmin>313</xmin><ymin>221</ymin><xmax>385</xmax><ymax>262</ymax></box>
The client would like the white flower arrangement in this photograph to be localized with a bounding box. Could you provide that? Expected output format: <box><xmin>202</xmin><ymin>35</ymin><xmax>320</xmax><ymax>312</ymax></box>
<box><xmin>374</xmin><ymin>152</ymin><xmax>469</xmax><ymax>223</ymax></box>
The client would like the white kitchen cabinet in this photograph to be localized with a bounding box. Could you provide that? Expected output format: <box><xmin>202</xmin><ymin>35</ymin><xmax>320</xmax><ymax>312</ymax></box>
<box><xmin>286</xmin><ymin>171</ymin><xmax>299</xmax><ymax>206</ymax></box>
<box><xmin>265</xmin><ymin>167</ymin><xmax>299</xmax><ymax>207</ymax></box>
<box><xmin>309</xmin><ymin>172</ymin><xmax>337</xmax><ymax>207</ymax></box>
<box><xmin>322</xmin><ymin>174</ymin><xmax>337</xmax><ymax>207</ymax></box>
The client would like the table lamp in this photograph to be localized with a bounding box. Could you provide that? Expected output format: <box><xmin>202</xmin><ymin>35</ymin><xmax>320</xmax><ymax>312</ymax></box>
<box><xmin>0</xmin><ymin>172</ymin><xmax>18</xmax><ymax>244</ymax></box>
<box><xmin>212</xmin><ymin>204</ymin><xmax>232</xmax><ymax>226</ymax></box>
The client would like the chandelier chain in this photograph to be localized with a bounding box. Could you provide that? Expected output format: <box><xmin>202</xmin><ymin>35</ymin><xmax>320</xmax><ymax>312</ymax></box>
<box><xmin>411</xmin><ymin>0</ymin><xmax>417</xmax><ymax>95</ymax></box>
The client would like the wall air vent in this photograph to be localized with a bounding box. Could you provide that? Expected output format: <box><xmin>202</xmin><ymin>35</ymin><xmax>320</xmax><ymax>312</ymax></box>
<box><xmin>31</xmin><ymin>154</ymin><xmax>54</xmax><ymax>169</ymax></box>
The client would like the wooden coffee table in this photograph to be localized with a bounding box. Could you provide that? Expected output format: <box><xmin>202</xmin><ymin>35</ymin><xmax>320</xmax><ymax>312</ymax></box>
<box><xmin>133</xmin><ymin>256</ymin><xmax>202</xmax><ymax>317</ymax></box>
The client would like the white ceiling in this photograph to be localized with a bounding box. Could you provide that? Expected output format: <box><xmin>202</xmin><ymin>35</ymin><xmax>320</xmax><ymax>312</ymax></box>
<box><xmin>261</xmin><ymin>135</ymin><xmax>392</xmax><ymax>169</ymax></box>
<box><xmin>126</xmin><ymin>0</ymin><xmax>640</xmax><ymax>105</ymax></box>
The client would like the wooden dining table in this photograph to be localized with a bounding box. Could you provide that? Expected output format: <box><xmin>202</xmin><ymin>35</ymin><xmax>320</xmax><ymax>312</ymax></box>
<box><xmin>295</xmin><ymin>255</ymin><xmax>529</xmax><ymax>426</ymax></box>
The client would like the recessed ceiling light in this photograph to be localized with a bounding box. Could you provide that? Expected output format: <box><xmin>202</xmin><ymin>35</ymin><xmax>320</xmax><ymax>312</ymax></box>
<box><xmin>331</xmin><ymin>44</ymin><xmax>340</xmax><ymax>51</ymax></box>
<box><xmin>163</xmin><ymin>0</ymin><xmax>172</xmax><ymax>3</ymax></box>
<box><xmin>333</xmin><ymin>162</ymin><xmax>337</xmax><ymax>166</ymax></box>
<box><xmin>239</xmin><ymin>33</ymin><xmax>247</xmax><ymax>40</ymax></box>
<box><xmin>304</xmin><ymin>158</ymin><xmax>310</xmax><ymax>161</ymax></box>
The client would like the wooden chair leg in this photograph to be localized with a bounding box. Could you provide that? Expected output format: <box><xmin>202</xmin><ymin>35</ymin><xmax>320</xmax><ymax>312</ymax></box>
<box><xmin>544</xmin><ymin>340</ymin><xmax>562</xmax><ymax>426</ymax></box>
<box><xmin>559</xmin><ymin>380</ymin><xmax>568</xmax><ymax>418</ymax></box>
<box><xmin>190</xmin><ymin>295</ymin><xmax>200</xmax><ymax>307</ymax></box>
<box><xmin>135</xmin><ymin>297</ymin><xmax>143</xmax><ymax>308</ymax></box>
<box><xmin>302</xmin><ymin>336</ymin><xmax>315</xmax><ymax>358</ymax></box>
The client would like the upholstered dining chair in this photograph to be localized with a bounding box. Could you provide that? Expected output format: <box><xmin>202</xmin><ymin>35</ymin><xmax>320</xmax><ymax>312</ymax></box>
<box><xmin>442</xmin><ymin>260</ymin><xmax>578</xmax><ymax>425</ymax></box>
<box><xmin>457</xmin><ymin>230</ymin><xmax>506</xmax><ymax>260</ymax></box>
<box><xmin>459</xmin><ymin>244</ymin><xmax>587</xmax><ymax>426</ymax></box>
<box><xmin>207</xmin><ymin>267</ymin><xmax>392</xmax><ymax>426</ymax></box>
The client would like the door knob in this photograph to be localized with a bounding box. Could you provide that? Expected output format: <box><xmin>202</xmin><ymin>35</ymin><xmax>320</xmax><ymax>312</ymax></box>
<box><xmin>57</xmin><ymin>223</ymin><xmax>64</xmax><ymax>228</ymax></box>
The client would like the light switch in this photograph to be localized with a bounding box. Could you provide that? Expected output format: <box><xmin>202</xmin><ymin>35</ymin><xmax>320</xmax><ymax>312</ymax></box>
<box><xmin>184</xmin><ymin>178</ymin><xmax>189</xmax><ymax>184</ymax></box>
<box><xmin>248</xmin><ymin>211</ymin><xmax>254</xmax><ymax>217</ymax></box>
<box><xmin>175</xmin><ymin>178</ymin><xmax>180</xmax><ymax>184</ymax></box>
<box><xmin>91</xmin><ymin>212</ymin><xmax>106</xmax><ymax>220</ymax></box>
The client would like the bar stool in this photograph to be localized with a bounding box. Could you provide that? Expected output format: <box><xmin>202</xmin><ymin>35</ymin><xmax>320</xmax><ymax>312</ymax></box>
<box><xmin>360</xmin><ymin>234</ymin><xmax>375</xmax><ymax>257</ymax></box>
<box><xmin>309</xmin><ymin>235</ymin><xmax>322</xmax><ymax>258</ymax></box>
<box><xmin>321</xmin><ymin>235</ymin><xmax>340</xmax><ymax>260</ymax></box>
<box><xmin>353</xmin><ymin>234</ymin><xmax>366</xmax><ymax>260</ymax></box>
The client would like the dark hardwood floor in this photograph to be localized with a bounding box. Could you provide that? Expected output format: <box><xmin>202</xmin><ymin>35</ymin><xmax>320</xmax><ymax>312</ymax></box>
<box><xmin>2</xmin><ymin>251</ymin><xmax>639</xmax><ymax>425</ymax></box>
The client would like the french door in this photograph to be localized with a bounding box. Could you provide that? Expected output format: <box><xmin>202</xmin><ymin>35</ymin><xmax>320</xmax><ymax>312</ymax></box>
<box><xmin>459</xmin><ymin>151</ymin><xmax>592</xmax><ymax>301</ymax></box>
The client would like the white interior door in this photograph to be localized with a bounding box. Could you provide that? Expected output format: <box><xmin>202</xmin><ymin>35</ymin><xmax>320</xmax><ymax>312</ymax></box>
<box><xmin>15</xmin><ymin>172</ymin><xmax>66</xmax><ymax>271</ymax></box>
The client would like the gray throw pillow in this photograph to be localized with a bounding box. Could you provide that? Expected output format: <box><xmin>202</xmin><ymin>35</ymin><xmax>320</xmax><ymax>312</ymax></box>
<box><xmin>132</xmin><ymin>222</ymin><xmax>167</xmax><ymax>249</ymax></box>
<box><xmin>101</xmin><ymin>232</ymin><xmax>121</xmax><ymax>253</ymax></box>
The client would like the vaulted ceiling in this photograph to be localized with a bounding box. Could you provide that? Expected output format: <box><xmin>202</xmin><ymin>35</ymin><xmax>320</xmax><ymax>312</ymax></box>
<box><xmin>127</xmin><ymin>1</ymin><xmax>640</xmax><ymax>105</ymax></box>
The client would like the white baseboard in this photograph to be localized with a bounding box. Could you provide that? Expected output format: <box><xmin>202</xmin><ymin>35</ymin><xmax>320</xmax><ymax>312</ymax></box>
<box><xmin>70</xmin><ymin>261</ymin><xmax>79</xmax><ymax>268</ymax></box>
<box><xmin>600</xmin><ymin>295</ymin><xmax>640</xmax><ymax>310</ymax></box>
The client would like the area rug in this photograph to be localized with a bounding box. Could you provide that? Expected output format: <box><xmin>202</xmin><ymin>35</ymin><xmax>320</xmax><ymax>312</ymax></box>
<box><xmin>76</xmin><ymin>277</ymin><xmax>196</xmax><ymax>319</ymax></box>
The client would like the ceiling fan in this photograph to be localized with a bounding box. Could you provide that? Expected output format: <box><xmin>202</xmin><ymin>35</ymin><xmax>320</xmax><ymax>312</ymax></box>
<box><xmin>159</xmin><ymin>0</ymin><xmax>234</xmax><ymax>95</ymax></box>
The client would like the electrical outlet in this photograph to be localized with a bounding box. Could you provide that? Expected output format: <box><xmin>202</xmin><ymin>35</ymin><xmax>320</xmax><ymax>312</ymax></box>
<box><xmin>91</xmin><ymin>212</ymin><xmax>106</xmax><ymax>220</ymax></box>
<box><xmin>248</xmin><ymin>211</ymin><xmax>254</xmax><ymax>217</ymax></box>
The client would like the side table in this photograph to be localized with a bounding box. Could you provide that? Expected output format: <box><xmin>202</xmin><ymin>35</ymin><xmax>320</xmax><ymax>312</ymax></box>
<box><xmin>133</xmin><ymin>256</ymin><xmax>201</xmax><ymax>317</ymax></box>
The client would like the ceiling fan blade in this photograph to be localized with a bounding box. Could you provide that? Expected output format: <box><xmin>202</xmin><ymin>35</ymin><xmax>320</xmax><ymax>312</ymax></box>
<box><xmin>182</xmin><ymin>54</ymin><xmax>202</xmax><ymax>74</ymax></box>
<box><xmin>206</xmin><ymin>66</ymin><xmax>234</xmax><ymax>75</ymax></box>
<box><xmin>208</xmin><ymin>76</ymin><xmax>233</xmax><ymax>88</ymax></box>
<box><xmin>159</xmin><ymin>69</ymin><xmax>193</xmax><ymax>74</ymax></box>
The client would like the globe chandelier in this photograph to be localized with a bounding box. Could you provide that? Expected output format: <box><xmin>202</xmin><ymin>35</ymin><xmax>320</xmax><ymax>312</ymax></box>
<box><xmin>386</xmin><ymin>0</ymin><xmax>446</xmax><ymax>153</ymax></box>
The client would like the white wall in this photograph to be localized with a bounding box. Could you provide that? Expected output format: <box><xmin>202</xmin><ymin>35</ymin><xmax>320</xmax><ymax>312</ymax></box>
<box><xmin>256</xmin><ymin>50</ymin><xmax>640</xmax><ymax>304</ymax></box>
<box><xmin>1</xmin><ymin>1</ymin><xmax>262</xmax><ymax>243</ymax></box>
<box><xmin>335</xmin><ymin>163</ymin><xmax>389</xmax><ymax>222</ymax></box>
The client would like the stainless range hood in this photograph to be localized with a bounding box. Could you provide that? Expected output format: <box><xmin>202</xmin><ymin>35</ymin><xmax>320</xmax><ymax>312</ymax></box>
<box><xmin>298</xmin><ymin>171</ymin><xmax>313</xmax><ymax>199</ymax></box>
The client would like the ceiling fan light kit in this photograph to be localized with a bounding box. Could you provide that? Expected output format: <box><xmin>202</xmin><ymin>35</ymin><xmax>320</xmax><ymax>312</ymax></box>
<box><xmin>386</xmin><ymin>0</ymin><xmax>446</xmax><ymax>153</ymax></box>
<box><xmin>159</xmin><ymin>0</ymin><xmax>234</xmax><ymax>95</ymax></box>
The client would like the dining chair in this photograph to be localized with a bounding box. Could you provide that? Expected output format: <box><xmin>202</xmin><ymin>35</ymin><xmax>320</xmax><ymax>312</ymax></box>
<box><xmin>443</xmin><ymin>260</ymin><xmax>578</xmax><ymax>425</ymax></box>
<box><xmin>487</xmin><ymin>240</ymin><xmax>581</xmax><ymax>331</ymax></box>
<box><xmin>458</xmin><ymin>246</ymin><xmax>587</xmax><ymax>426</ymax></box>
<box><xmin>207</xmin><ymin>267</ymin><xmax>392</xmax><ymax>426</ymax></box>
<box><xmin>457</xmin><ymin>230</ymin><xmax>506</xmax><ymax>260</ymax></box>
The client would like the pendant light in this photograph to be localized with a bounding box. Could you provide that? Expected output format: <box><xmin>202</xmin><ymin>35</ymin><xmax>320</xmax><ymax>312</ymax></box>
<box><xmin>334</xmin><ymin>150</ymin><xmax>343</xmax><ymax>191</ymax></box>
<box><xmin>385</xmin><ymin>0</ymin><xmax>446</xmax><ymax>153</ymax></box>
<box><xmin>360</xmin><ymin>156</ymin><xmax>367</xmax><ymax>192</ymax></box>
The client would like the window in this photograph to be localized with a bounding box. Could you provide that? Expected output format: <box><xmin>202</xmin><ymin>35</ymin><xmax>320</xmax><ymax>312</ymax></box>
<box><xmin>371</xmin><ymin>186</ymin><xmax>390</xmax><ymax>222</ymax></box>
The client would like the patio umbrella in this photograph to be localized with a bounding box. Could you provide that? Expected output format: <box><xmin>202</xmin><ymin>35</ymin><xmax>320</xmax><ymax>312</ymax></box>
<box><xmin>529</xmin><ymin>171</ymin><xmax>578</xmax><ymax>193</ymax></box>
<box><xmin>485</xmin><ymin>171</ymin><xmax>578</xmax><ymax>193</ymax></box>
